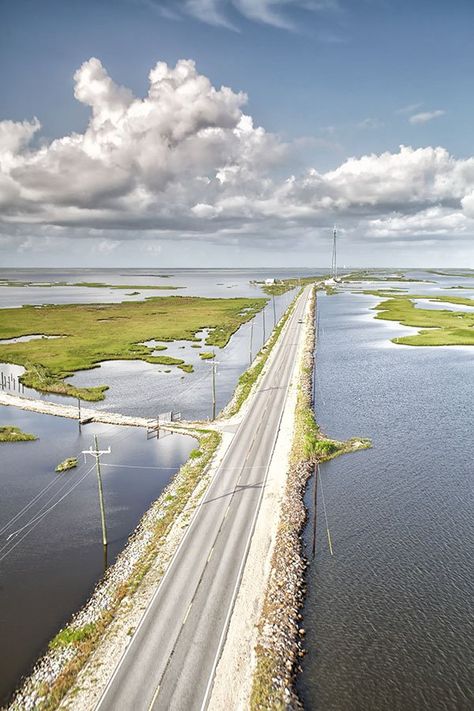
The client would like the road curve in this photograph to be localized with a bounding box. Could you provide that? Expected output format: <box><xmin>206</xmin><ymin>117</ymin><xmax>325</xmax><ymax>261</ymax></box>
<box><xmin>96</xmin><ymin>286</ymin><xmax>311</xmax><ymax>711</ymax></box>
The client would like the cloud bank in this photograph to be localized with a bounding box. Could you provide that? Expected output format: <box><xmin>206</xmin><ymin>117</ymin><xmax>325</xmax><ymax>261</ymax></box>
<box><xmin>0</xmin><ymin>57</ymin><xmax>473</xmax><ymax>255</ymax></box>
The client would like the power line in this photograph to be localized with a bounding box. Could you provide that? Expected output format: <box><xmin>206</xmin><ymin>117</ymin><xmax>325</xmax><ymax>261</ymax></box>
<box><xmin>2</xmin><ymin>467</ymin><xmax>90</xmax><ymax>545</ymax></box>
<box><xmin>4</xmin><ymin>464</ymin><xmax>95</xmax><ymax>543</ymax></box>
<box><xmin>101</xmin><ymin>463</ymin><xmax>269</xmax><ymax>472</ymax></box>
<box><xmin>0</xmin><ymin>475</ymin><xmax>62</xmax><ymax>537</ymax></box>
<box><xmin>0</xmin><ymin>465</ymin><xmax>95</xmax><ymax>564</ymax></box>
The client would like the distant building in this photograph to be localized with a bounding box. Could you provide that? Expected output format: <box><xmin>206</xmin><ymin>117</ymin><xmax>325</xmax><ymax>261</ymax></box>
<box><xmin>265</xmin><ymin>278</ymin><xmax>275</xmax><ymax>285</ymax></box>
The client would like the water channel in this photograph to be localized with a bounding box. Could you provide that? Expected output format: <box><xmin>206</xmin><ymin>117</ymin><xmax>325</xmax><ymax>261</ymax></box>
<box><xmin>299</xmin><ymin>283</ymin><xmax>473</xmax><ymax>710</ymax></box>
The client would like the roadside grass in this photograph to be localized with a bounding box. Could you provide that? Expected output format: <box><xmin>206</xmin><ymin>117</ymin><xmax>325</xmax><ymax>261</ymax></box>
<box><xmin>366</xmin><ymin>293</ymin><xmax>474</xmax><ymax>346</ymax></box>
<box><xmin>291</xmin><ymin>371</ymin><xmax>371</xmax><ymax>469</ymax></box>
<box><xmin>0</xmin><ymin>425</ymin><xmax>37</xmax><ymax>442</ymax></box>
<box><xmin>21</xmin><ymin>429</ymin><xmax>220</xmax><ymax>711</ymax></box>
<box><xmin>0</xmin><ymin>295</ymin><xmax>265</xmax><ymax>401</ymax></box>
<box><xmin>49</xmin><ymin>624</ymin><xmax>95</xmax><ymax>650</ymax></box>
<box><xmin>199</xmin><ymin>351</ymin><xmax>215</xmax><ymax>360</ymax></box>
<box><xmin>225</xmin><ymin>289</ymin><xmax>303</xmax><ymax>418</ymax></box>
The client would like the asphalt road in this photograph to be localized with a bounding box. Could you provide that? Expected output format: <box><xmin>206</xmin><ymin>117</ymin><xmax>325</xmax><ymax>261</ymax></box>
<box><xmin>96</xmin><ymin>286</ymin><xmax>310</xmax><ymax>711</ymax></box>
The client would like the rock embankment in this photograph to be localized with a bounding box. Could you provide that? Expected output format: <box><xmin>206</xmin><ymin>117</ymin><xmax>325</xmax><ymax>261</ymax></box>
<box><xmin>250</xmin><ymin>285</ymin><xmax>370</xmax><ymax>708</ymax></box>
<box><xmin>250</xmin><ymin>287</ymin><xmax>317</xmax><ymax>709</ymax></box>
<box><xmin>8</xmin><ymin>430</ymin><xmax>220</xmax><ymax>711</ymax></box>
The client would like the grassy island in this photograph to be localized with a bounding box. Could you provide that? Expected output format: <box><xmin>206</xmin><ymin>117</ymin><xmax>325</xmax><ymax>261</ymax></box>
<box><xmin>55</xmin><ymin>458</ymin><xmax>78</xmax><ymax>473</ymax></box>
<box><xmin>0</xmin><ymin>295</ymin><xmax>265</xmax><ymax>401</ymax></box>
<box><xmin>366</xmin><ymin>291</ymin><xmax>474</xmax><ymax>345</ymax></box>
<box><xmin>427</xmin><ymin>270</ymin><xmax>474</xmax><ymax>279</ymax></box>
<box><xmin>0</xmin><ymin>280</ymin><xmax>182</xmax><ymax>291</ymax></box>
<box><xmin>0</xmin><ymin>425</ymin><xmax>37</xmax><ymax>442</ymax></box>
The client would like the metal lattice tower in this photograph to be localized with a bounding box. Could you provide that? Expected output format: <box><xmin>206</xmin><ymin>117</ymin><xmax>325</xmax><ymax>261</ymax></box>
<box><xmin>331</xmin><ymin>226</ymin><xmax>337</xmax><ymax>280</ymax></box>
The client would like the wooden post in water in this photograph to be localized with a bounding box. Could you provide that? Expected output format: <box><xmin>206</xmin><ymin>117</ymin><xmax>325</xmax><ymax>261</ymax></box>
<box><xmin>311</xmin><ymin>463</ymin><xmax>319</xmax><ymax>559</ymax></box>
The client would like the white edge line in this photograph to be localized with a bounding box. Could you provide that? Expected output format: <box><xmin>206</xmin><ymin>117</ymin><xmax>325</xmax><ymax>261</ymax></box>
<box><xmin>199</xmin><ymin>289</ymin><xmax>310</xmax><ymax>711</ymax></box>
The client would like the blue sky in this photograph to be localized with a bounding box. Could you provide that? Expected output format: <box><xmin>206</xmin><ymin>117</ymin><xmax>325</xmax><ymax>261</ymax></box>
<box><xmin>1</xmin><ymin>0</ymin><xmax>474</xmax><ymax>267</ymax></box>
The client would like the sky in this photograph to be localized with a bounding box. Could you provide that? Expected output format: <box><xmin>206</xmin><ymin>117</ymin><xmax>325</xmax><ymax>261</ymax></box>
<box><xmin>1</xmin><ymin>0</ymin><xmax>474</xmax><ymax>268</ymax></box>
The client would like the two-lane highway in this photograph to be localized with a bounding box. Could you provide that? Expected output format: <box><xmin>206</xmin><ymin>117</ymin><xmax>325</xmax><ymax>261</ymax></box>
<box><xmin>96</xmin><ymin>286</ymin><xmax>311</xmax><ymax>711</ymax></box>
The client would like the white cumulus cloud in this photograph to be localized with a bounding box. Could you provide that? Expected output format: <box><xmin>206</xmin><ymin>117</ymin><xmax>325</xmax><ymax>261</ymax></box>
<box><xmin>0</xmin><ymin>57</ymin><xmax>473</xmax><ymax>252</ymax></box>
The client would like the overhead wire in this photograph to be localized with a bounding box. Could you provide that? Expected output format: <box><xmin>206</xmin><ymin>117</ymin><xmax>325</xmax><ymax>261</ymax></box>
<box><xmin>0</xmin><ymin>464</ymin><xmax>96</xmax><ymax>564</ymax></box>
<box><xmin>0</xmin><ymin>475</ymin><xmax>62</xmax><ymax>537</ymax></box>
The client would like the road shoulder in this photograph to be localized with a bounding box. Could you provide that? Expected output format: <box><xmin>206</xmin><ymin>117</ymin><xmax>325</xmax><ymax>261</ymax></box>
<box><xmin>208</xmin><ymin>288</ymin><xmax>312</xmax><ymax>710</ymax></box>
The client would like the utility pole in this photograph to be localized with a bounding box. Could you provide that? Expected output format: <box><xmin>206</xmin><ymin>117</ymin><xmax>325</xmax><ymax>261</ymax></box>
<box><xmin>262</xmin><ymin>307</ymin><xmax>266</xmax><ymax>346</ymax></box>
<box><xmin>205</xmin><ymin>356</ymin><xmax>220</xmax><ymax>421</ymax></box>
<box><xmin>249</xmin><ymin>318</ymin><xmax>254</xmax><ymax>366</ymax></box>
<box><xmin>82</xmin><ymin>435</ymin><xmax>110</xmax><ymax>548</ymax></box>
<box><xmin>311</xmin><ymin>463</ymin><xmax>319</xmax><ymax>559</ymax></box>
<box><xmin>331</xmin><ymin>226</ymin><xmax>338</xmax><ymax>280</ymax></box>
<box><xmin>272</xmin><ymin>294</ymin><xmax>276</xmax><ymax>327</ymax></box>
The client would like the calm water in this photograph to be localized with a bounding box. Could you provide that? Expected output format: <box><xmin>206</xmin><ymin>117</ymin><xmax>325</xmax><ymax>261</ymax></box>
<box><xmin>299</xmin><ymin>287</ymin><xmax>474</xmax><ymax>710</ymax></box>
<box><xmin>0</xmin><ymin>406</ymin><xmax>195</xmax><ymax>704</ymax></box>
<box><xmin>0</xmin><ymin>267</ymin><xmax>325</xmax><ymax>307</ymax></box>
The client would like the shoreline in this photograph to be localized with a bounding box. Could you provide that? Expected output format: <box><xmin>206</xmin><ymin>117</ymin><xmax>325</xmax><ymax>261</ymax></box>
<box><xmin>6</xmin><ymin>288</ymin><xmax>304</xmax><ymax>711</ymax></box>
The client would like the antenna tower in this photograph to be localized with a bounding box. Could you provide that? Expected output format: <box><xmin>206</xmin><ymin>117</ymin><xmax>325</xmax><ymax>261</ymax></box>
<box><xmin>331</xmin><ymin>226</ymin><xmax>337</xmax><ymax>280</ymax></box>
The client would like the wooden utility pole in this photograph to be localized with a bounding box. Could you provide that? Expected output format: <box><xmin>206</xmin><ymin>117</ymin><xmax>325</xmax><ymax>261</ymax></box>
<box><xmin>272</xmin><ymin>294</ymin><xmax>276</xmax><ymax>327</ymax></box>
<box><xmin>262</xmin><ymin>307</ymin><xmax>266</xmax><ymax>346</ymax></box>
<box><xmin>205</xmin><ymin>355</ymin><xmax>220</xmax><ymax>421</ymax></box>
<box><xmin>311</xmin><ymin>463</ymin><xmax>319</xmax><ymax>559</ymax></box>
<box><xmin>82</xmin><ymin>436</ymin><xmax>110</xmax><ymax>548</ymax></box>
